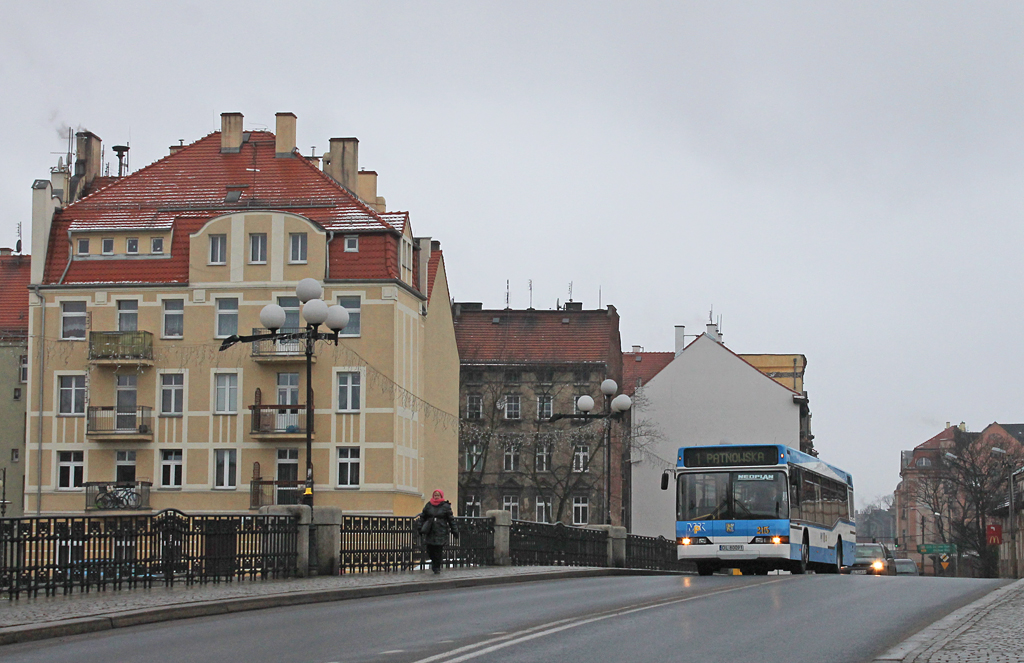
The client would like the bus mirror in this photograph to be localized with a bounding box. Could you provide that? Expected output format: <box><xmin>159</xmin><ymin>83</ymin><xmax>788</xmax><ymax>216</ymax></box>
<box><xmin>661</xmin><ymin>472</ymin><xmax>669</xmax><ymax>491</ymax></box>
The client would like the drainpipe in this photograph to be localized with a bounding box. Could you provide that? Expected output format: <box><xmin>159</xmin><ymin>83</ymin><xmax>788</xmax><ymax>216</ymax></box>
<box><xmin>31</xmin><ymin>285</ymin><xmax>46</xmax><ymax>515</ymax></box>
<box><xmin>325</xmin><ymin>231</ymin><xmax>335</xmax><ymax>281</ymax></box>
<box><xmin>58</xmin><ymin>229</ymin><xmax>73</xmax><ymax>284</ymax></box>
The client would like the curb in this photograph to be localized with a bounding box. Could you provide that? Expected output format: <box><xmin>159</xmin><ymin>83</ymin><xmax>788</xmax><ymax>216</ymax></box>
<box><xmin>0</xmin><ymin>567</ymin><xmax>680</xmax><ymax>647</ymax></box>
<box><xmin>872</xmin><ymin>577</ymin><xmax>1024</xmax><ymax>662</ymax></box>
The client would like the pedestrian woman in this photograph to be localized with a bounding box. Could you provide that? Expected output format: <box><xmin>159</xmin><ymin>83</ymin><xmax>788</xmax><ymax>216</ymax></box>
<box><xmin>418</xmin><ymin>489</ymin><xmax>456</xmax><ymax>574</ymax></box>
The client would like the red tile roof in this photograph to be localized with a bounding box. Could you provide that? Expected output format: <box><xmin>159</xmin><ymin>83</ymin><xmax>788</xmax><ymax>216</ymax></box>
<box><xmin>427</xmin><ymin>250</ymin><xmax>442</xmax><ymax>302</ymax></box>
<box><xmin>0</xmin><ymin>254</ymin><xmax>31</xmax><ymax>336</ymax></box>
<box><xmin>45</xmin><ymin>131</ymin><xmax>404</xmax><ymax>285</ymax></box>
<box><xmin>622</xmin><ymin>352</ymin><xmax>674</xmax><ymax>395</ymax></box>
<box><xmin>455</xmin><ymin>308</ymin><xmax>620</xmax><ymax>365</ymax></box>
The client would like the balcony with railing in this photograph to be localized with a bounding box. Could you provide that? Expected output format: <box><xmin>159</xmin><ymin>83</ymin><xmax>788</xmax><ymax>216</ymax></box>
<box><xmin>84</xmin><ymin>481</ymin><xmax>153</xmax><ymax>511</ymax></box>
<box><xmin>249</xmin><ymin>404</ymin><xmax>312</xmax><ymax>439</ymax></box>
<box><xmin>88</xmin><ymin>331</ymin><xmax>154</xmax><ymax>365</ymax></box>
<box><xmin>249</xmin><ymin>480</ymin><xmax>304</xmax><ymax>508</ymax></box>
<box><xmin>86</xmin><ymin>406</ymin><xmax>154</xmax><ymax>440</ymax></box>
<box><xmin>248</xmin><ymin>328</ymin><xmax>314</xmax><ymax>363</ymax></box>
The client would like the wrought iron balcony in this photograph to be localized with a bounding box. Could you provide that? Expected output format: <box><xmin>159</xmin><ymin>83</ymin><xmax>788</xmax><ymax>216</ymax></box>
<box><xmin>250</xmin><ymin>479</ymin><xmax>304</xmax><ymax>508</ymax></box>
<box><xmin>248</xmin><ymin>327</ymin><xmax>315</xmax><ymax>362</ymax></box>
<box><xmin>84</xmin><ymin>481</ymin><xmax>153</xmax><ymax>511</ymax></box>
<box><xmin>249</xmin><ymin>404</ymin><xmax>312</xmax><ymax>437</ymax></box>
<box><xmin>86</xmin><ymin>406</ymin><xmax>154</xmax><ymax>439</ymax></box>
<box><xmin>89</xmin><ymin>331</ymin><xmax>154</xmax><ymax>365</ymax></box>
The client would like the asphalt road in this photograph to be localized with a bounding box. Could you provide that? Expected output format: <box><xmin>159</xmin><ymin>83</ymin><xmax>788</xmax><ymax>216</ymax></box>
<box><xmin>0</xmin><ymin>574</ymin><xmax>1007</xmax><ymax>663</ymax></box>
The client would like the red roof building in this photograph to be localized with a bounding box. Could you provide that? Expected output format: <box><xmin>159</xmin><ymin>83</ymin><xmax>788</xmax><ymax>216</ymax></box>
<box><xmin>25</xmin><ymin>113</ymin><xmax>459</xmax><ymax>517</ymax></box>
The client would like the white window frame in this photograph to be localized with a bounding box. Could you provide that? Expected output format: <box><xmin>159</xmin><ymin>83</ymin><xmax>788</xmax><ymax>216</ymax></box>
<box><xmin>214</xmin><ymin>372</ymin><xmax>238</xmax><ymax>414</ymax></box>
<box><xmin>20</xmin><ymin>355</ymin><xmax>28</xmax><ymax>383</ymax></box>
<box><xmin>504</xmin><ymin>395</ymin><xmax>521</xmax><ymax>420</ymax></box>
<box><xmin>503</xmin><ymin>495</ymin><xmax>520</xmax><ymax>520</ymax></box>
<box><xmin>161</xmin><ymin>449</ymin><xmax>183</xmax><ymax>488</ymax></box>
<box><xmin>289</xmin><ymin>233</ymin><xmax>307</xmax><ymax>263</ymax></box>
<box><xmin>209</xmin><ymin>234</ymin><xmax>227</xmax><ymax>265</ymax></box>
<box><xmin>115</xmin><ymin>450</ymin><xmax>137</xmax><ymax>483</ymax></box>
<box><xmin>214</xmin><ymin>449</ymin><xmax>237</xmax><ymax>489</ymax></box>
<box><xmin>215</xmin><ymin>297</ymin><xmax>238</xmax><ymax>338</ymax></box>
<box><xmin>76</xmin><ymin>238</ymin><xmax>90</xmax><ymax>255</ymax></box>
<box><xmin>61</xmin><ymin>300</ymin><xmax>88</xmax><ymax>340</ymax></box>
<box><xmin>465</xmin><ymin>443</ymin><xmax>482</xmax><ymax>472</ymax></box>
<box><xmin>249</xmin><ymin>233</ymin><xmax>267</xmax><ymax>264</ymax></box>
<box><xmin>503</xmin><ymin>437</ymin><xmax>520</xmax><ymax>472</ymax></box>
<box><xmin>337</xmin><ymin>447</ymin><xmax>361</xmax><ymax>488</ymax></box>
<box><xmin>536</xmin><ymin>496</ymin><xmax>552</xmax><ymax>523</ymax></box>
<box><xmin>466</xmin><ymin>394</ymin><xmax>482</xmax><ymax>420</ymax></box>
<box><xmin>162</xmin><ymin>299</ymin><xmax>184</xmax><ymax>339</ymax></box>
<box><xmin>57</xmin><ymin>450</ymin><xmax>84</xmax><ymax>490</ymax></box>
<box><xmin>102</xmin><ymin>238</ymin><xmax>114</xmax><ymax>255</ymax></box>
<box><xmin>335</xmin><ymin>295</ymin><xmax>361</xmax><ymax>336</ymax></box>
<box><xmin>117</xmin><ymin>299</ymin><xmax>138</xmax><ymax>332</ymax></box>
<box><xmin>151</xmin><ymin>237</ymin><xmax>164</xmax><ymax>254</ymax></box>
<box><xmin>465</xmin><ymin>494</ymin><xmax>481</xmax><ymax>518</ymax></box>
<box><xmin>344</xmin><ymin>235</ymin><xmax>359</xmax><ymax>252</ymax></box>
<box><xmin>535</xmin><ymin>441</ymin><xmax>551</xmax><ymax>473</ymax></box>
<box><xmin>336</xmin><ymin>371</ymin><xmax>361</xmax><ymax>412</ymax></box>
<box><xmin>573</xmin><ymin>496</ymin><xmax>589</xmax><ymax>525</ymax></box>
<box><xmin>58</xmin><ymin>374</ymin><xmax>87</xmax><ymax>416</ymax></box>
<box><xmin>537</xmin><ymin>395</ymin><xmax>553</xmax><ymax>420</ymax></box>
<box><xmin>160</xmin><ymin>372</ymin><xmax>184</xmax><ymax>416</ymax></box>
<box><xmin>573</xmin><ymin>445</ymin><xmax>590</xmax><ymax>473</ymax></box>
<box><xmin>126</xmin><ymin>237</ymin><xmax>139</xmax><ymax>254</ymax></box>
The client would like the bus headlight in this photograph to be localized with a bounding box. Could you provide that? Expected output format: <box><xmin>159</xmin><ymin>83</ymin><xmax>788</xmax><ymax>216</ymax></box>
<box><xmin>750</xmin><ymin>535</ymin><xmax>789</xmax><ymax>544</ymax></box>
<box><xmin>681</xmin><ymin>537</ymin><xmax>692</xmax><ymax>545</ymax></box>
<box><xmin>772</xmin><ymin>536</ymin><xmax>782</xmax><ymax>545</ymax></box>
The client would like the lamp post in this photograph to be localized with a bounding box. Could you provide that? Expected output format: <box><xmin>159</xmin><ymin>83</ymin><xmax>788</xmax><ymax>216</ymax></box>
<box><xmin>990</xmin><ymin>447</ymin><xmax>1018</xmax><ymax>578</ymax></box>
<box><xmin>219</xmin><ymin>278</ymin><xmax>349</xmax><ymax>507</ymax></box>
<box><xmin>548</xmin><ymin>378</ymin><xmax>632</xmax><ymax>525</ymax></box>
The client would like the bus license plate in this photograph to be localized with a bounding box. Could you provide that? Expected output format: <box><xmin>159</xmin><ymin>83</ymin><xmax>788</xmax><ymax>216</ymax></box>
<box><xmin>719</xmin><ymin>544</ymin><xmax>744</xmax><ymax>551</ymax></box>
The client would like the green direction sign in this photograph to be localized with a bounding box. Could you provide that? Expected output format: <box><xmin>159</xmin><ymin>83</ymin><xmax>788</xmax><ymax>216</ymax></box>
<box><xmin>918</xmin><ymin>543</ymin><xmax>956</xmax><ymax>554</ymax></box>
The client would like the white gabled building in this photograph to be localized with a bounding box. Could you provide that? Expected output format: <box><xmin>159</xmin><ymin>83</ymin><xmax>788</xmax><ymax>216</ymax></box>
<box><xmin>627</xmin><ymin>324</ymin><xmax>814</xmax><ymax>537</ymax></box>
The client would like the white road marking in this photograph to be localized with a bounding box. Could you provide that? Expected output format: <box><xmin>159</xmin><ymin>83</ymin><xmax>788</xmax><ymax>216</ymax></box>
<box><xmin>379</xmin><ymin>650</ymin><xmax>407</xmax><ymax>654</ymax></box>
<box><xmin>410</xmin><ymin>578</ymin><xmax>790</xmax><ymax>663</ymax></box>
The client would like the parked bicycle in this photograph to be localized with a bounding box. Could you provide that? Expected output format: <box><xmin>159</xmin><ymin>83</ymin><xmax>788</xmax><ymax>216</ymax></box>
<box><xmin>94</xmin><ymin>484</ymin><xmax>143</xmax><ymax>510</ymax></box>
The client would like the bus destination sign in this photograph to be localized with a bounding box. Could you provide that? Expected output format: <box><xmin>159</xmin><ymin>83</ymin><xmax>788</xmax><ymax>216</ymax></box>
<box><xmin>683</xmin><ymin>446</ymin><xmax>780</xmax><ymax>468</ymax></box>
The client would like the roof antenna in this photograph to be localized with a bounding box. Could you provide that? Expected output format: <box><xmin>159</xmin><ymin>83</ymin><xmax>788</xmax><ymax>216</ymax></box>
<box><xmin>528</xmin><ymin>279</ymin><xmax>533</xmax><ymax>309</ymax></box>
<box><xmin>599</xmin><ymin>285</ymin><xmax>602</xmax><ymax>309</ymax></box>
<box><xmin>568</xmin><ymin>281</ymin><xmax>573</xmax><ymax>303</ymax></box>
<box><xmin>505</xmin><ymin>279</ymin><xmax>510</xmax><ymax>309</ymax></box>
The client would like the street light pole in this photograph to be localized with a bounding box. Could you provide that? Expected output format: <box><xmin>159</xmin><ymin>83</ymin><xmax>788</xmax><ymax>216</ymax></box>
<box><xmin>219</xmin><ymin>278</ymin><xmax>349</xmax><ymax>509</ymax></box>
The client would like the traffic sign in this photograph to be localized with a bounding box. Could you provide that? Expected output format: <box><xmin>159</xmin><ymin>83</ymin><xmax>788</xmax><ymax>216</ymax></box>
<box><xmin>917</xmin><ymin>543</ymin><xmax>956</xmax><ymax>554</ymax></box>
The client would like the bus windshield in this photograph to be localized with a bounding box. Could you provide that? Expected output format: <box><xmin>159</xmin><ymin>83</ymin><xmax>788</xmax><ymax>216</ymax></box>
<box><xmin>677</xmin><ymin>471</ymin><xmax>790</xmax><ymax>521</ymax></box>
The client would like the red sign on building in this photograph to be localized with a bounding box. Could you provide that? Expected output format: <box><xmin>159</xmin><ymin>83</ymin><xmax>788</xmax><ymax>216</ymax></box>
<box><xmin>987</xmin><ymin>523</ymin><xmax>1003</xmax><ymax>545</ymax></box>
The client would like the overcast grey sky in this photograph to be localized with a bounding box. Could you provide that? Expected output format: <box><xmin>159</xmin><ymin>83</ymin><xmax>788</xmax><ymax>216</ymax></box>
<box><xmin>3</xmin><ymin>2</ymin><xmax>1022</xmax><ymax>505</ymax></box>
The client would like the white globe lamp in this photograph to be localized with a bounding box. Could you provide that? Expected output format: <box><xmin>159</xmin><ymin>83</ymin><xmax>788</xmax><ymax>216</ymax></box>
<box><xmin>259</xmin><ymin>304</ymin><xmax>287</xmax><ymax>332</ymax></box>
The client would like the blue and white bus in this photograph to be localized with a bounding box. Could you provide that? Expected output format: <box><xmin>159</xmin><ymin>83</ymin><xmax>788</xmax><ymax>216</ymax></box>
<box><xmin>661</xmin><ymin>444</ymin><xmax>855</xmax><ymax>576</ymax></box>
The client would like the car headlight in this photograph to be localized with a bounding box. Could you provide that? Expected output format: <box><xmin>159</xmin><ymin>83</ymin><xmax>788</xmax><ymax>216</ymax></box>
<box><xmin>872</xmin><ymin>560</ymin><xmax>884</xmax><ymax>571</ymax></box>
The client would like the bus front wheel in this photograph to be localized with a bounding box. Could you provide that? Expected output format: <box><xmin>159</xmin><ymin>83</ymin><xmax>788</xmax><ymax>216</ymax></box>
<box><xmin>696</xmin><ymin>562</ymin><xmax>716</xmax><ymax>576</ymax></box>
<box><xmin>793</xmin><ymin>536</ymin><xmax>809</xmax><ymax>575</ymax></box>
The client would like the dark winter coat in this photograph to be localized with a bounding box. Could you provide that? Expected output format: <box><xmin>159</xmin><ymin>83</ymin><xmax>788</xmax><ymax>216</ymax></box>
<box><xmin>417</xmin><ymin>500</ymin><xmax>456</xmax><ymax>546</ymax></box>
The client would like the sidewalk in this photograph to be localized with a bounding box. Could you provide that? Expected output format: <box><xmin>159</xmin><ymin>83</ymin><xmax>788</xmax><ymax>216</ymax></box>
<box><xmin>0</xmin><ymin>565</ymin><xmax>651</xmax><ymax>646</ymax></box>
<box><xmin>874</xmin><ymin>577</ymin><xmax>1024</xmax><ymax>663</ymax></box>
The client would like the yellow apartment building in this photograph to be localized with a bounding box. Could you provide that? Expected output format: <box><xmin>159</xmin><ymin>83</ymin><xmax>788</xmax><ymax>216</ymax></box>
<box><xmin>25</xmin><ymin>112</ymin><xmax>459</xmax><ymax>516</ymax></box>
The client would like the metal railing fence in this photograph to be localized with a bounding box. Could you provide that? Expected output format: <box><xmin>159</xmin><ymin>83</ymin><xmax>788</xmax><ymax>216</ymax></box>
<box><xmin>86</xmin><ymin>406</ymin><xmax>153</xmax><ymax>435</ymax></box>
<box><xmin>249</xmin><ymin>479</ymin><xmax>304</xmax><ymax>508</ymax></box>
<box><xmin>0</xmin><ymin>509</ymin><xmax>298</xmax><ymax>599</ymax></box>
<box><xmin>249</xmin><ymin>404</ymin><xmax>311</xmax><ymax>434</ymax></box>
<box><xmin>625</xmin><ymin>534</ymin><xmax>689</xmax><ymax>571</ymax></box>
<box><xmin>339</xmin><ymin>516</ymin><xmax>495</xmax><ymax>574</ymax></box>
<box><xmin>509</xmin><ymin>520</ymin><xmax>607</xmax><ymax>567</ymax></box>
<box><xmin>84</xmin><ymin>481</ymin><xmax>152</xmax><ymax>511</ymax></box>
<box><xmin>88</xmin><ymin>331</ymin><xmax>154</xmax><ymax>361</ymax></box>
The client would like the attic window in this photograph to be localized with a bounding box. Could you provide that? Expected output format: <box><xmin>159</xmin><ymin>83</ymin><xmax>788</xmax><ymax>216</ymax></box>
<box><xmin>225</xmin><ymin>190</ymin><xmax>242</xmax><ymax>204</ymax></box>
<box><xmin>492</xmin><ymin>317</ymin><xmax>501</xmax><ymax>324</ymax></box>
<box><xmin>562</xmin><ymin>318</ymin><xmax>570</xmax><ymax>324</ymax></box>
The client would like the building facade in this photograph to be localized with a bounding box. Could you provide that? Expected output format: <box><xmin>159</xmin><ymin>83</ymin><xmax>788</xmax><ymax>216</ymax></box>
<box><xmin>0</xmin><ymin>249</ymin><xmax>30</xmax><ymax>516</ymax></box>
<box><xmin>627</xmin><ymin>323</ymin><xmax>817</xmax><ymax>538</ymax></box>
<box><xmin>25</xmin><ymin>112</ymin><xmax>459</xmax><ymax>516</ymax></box>
<box><xmin>453</xmin><ymin>303</ymin><xmax>626</xmax><ymax>526</ymax></box>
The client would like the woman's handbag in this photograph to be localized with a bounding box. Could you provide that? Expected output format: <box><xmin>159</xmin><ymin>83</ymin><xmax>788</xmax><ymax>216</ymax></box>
<box><xmin>420</xmin><ymin>517</ymin><xmax>434</xmax><ymax>536</ymax></box>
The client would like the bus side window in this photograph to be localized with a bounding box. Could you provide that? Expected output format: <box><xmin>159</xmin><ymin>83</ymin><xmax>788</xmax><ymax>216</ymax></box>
<box><xmin>789</xmin><ymin>470</ymin><xmax>801</xmax><ymax>520</ymax></box>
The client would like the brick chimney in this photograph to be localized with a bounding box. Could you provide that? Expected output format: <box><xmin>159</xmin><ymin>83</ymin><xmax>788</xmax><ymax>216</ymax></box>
<box><xmin>275</xmin><ymin>112</ymin><xmax>296</xmax><ymax>157</ymax></box>
<box><xmin>674</xmin><ymin>326</ymin><xmax>686</xmax><ymax>355</ymax></box>
<box><xmin>220</xmin><ymin>112</ymin><xmax>244</xmax><ymax>153</ymax></box>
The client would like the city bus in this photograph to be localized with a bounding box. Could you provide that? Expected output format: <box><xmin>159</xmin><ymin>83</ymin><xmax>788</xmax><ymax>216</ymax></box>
<box><xmin>661</xmin><ymin>444</ymin><xmax>855</xmax><ymax>576</ymax></box>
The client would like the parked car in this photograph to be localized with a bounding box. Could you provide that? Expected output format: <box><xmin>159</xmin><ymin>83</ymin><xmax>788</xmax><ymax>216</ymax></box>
<box><xmin>845</xmin><ymin>543</ymin><xmax>897</xmax><ymax>575</ymax></box>
<box><xmin>894</xmin><ymin>558</ymin><xmax>921</xmax><ymax>576</ymax></box>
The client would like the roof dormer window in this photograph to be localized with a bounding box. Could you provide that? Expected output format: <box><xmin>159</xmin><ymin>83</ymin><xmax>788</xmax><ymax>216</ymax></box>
<box><xmin>102</xmin><ymin>238</ymin><xmax>114</xmax><ymax>255</ymax></box>
<box><xmin>77</xmin><ymin>238</ymin><xmax>90</xmax><ymax>255</ymax></box>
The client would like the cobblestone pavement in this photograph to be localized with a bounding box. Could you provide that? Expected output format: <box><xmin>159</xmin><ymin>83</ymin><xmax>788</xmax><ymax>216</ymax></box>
<box><xmin>0</xmin><ymin>565</ymin><xmax>577</xmax><ymax>629</ymax></box>
<box><xmin>875</xmin><ymin>578</ymin><xmax>1024</xmax><ymax>663</ymax></box>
